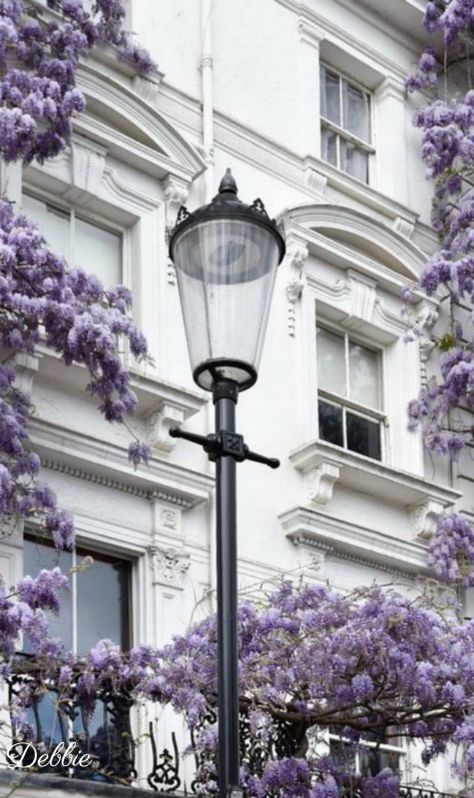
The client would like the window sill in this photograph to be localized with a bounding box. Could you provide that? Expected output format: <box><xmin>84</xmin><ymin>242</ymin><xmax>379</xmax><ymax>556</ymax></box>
<box><xmin>289</xmin><ymin>438</ymin><xmax>461</xmax><ymax>540</ymax></box>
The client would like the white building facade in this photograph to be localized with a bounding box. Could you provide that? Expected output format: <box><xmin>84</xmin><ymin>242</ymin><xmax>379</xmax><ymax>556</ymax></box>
<box><xmin>0</xmin><ymin>0</ymin><xmax>470</xmax><ymax>795</ymax></box>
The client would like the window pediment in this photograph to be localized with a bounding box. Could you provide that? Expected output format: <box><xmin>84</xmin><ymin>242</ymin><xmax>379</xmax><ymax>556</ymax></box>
<box><xmin>284</xmin><ymin>204</ymin><xmax>427</xmax><ymax>284</ymax></box>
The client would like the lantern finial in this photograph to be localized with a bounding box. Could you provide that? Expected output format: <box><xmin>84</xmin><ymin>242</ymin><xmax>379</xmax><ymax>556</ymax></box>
<box><xmin>219</xmin><ymin>168</ymin><xmax>238</xmax><ymax>195</ymax></box>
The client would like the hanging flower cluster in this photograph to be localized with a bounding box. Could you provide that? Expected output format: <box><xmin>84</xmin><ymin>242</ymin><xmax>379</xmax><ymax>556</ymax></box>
<box><xmin>10</xmin><ymin>581</ymin><xmax>474</xmax><ymax>796</ymax></box>
<box><xmin>0</xmin><ymin>200</ymin><xmax>150</xmax><ymax>556</ymax></box>
<box><xmin>407</xmin><ymin>1</ymin><xmax>474</xmax><ymax>587</ymax></box>
<box><xmin>0</xmin><ymin>0</ymin><xmax>154</xmax><ymax>163</ymax></box>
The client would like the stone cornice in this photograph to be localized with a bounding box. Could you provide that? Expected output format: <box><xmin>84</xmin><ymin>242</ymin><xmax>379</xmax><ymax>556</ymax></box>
<box><xmin>274</xmin><ymin>0</ymin><xmax>423</xmax><ymax>59</ymax></box>
<box><xmin>280</xmin><ymin>505</ymin><xmax>431</xmax><ymax>575</ymax></box>
<box><xmin>30</xmin><ymin>418</ymin><xmax>213</xmax><ymax>509</ymax></box>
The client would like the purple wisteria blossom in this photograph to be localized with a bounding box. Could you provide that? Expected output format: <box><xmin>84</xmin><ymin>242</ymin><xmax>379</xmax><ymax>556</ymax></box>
<box><xmin>407</xmin><ymin>0</ymin><xmax>474</xmax><ymax>590</ymax></box>
<box><xmin>0</xmin><ymin>0</ymin><xmax>154</xmax><ymax>163</ymax></box>
<box><xmin>0</xmin><ymin>0</ymin><xmax>153</xmax><ymax>699</ymax></box>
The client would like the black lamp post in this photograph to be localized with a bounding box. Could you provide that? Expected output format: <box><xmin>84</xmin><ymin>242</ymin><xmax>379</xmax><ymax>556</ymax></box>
<box><xmin>168</xmin><ymin>169</ymin><xmax>285</xmax><ymax>798</ymax></box>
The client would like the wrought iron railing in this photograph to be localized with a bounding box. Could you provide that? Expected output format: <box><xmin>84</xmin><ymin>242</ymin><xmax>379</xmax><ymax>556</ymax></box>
<box><xmin>6</xmin><ymin>664</ymin><xmax>458</xmax><ymax>797</ymax></box>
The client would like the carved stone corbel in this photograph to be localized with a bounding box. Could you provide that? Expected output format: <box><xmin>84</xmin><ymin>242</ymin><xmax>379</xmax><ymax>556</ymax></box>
<box><xmin>284</xmin><ymin>240</ymin><xmax>309</xmax><ymax>336</ymax></box>
<box><xmin>148</xmin><ymin>544</ymin><xmax>190</xmax><ymax>590</ymax></box>
<box><xmin>410</xmin><ymin>499</ymin><xmax>445</xmax><ymax>540</ymax></box>
<box><xmin>147</xmin><ymin>402</ymin><xmax>186</xmax><ymax>454</ymax></box>
<box><xmin>162</xmin><ymin>176</ymin><xmax>190</xmax><ymax>285</ymax></box>
<box><xmin>307</xmin><ymin>461</ymin><xmax>340</xmax><ymax>507</ymax></box>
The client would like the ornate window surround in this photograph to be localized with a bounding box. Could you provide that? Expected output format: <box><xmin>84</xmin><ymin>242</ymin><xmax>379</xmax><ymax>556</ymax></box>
<box><xmin>278</xmin><ymin>204</ymin><xmax>456</xmax><ymax>554</ymax></box>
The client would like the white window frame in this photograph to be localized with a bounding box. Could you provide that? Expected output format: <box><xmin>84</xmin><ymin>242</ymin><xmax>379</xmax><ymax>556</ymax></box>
<box><xmin>328</xmin><ymin>730</ymin><xmax>407</xmax><ymax>780</ymax></box>
<box><xmin>22</xmin><ymin>187</ymin><xmax>128</xmax><ymax>288</ymax></box>
<box><xmin>316</xmin><ymin>321</ymin><xmax>387</xmax><ymax>461</ymax></box>
<box><xmin>320</xmin><ymin>63</ymin><xmax>375</xmax><ymax>184</ymax></box>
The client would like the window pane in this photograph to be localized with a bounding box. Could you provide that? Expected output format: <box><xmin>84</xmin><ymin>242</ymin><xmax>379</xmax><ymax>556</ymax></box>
<box><xmin>23</xmin><ymin>538</ymin><xmax>73</xmax><ymax>650</ymax></box>
<box><xmin>329</xmin><ymin>739</ymin><xmax>356</xmax><ymax>772</ymax></box>
<box><xmin>76</xmin><ymin>553</ymin><xmax>129</xmax><ymax>655</ymax></box>
<box><xmin>349</xmin><ymin>341</ymin><xmax>381</xmax><ymax>409</ymax></box>
<box><xmin>359</xmin><ymin>747</ymin><xmax>400</xmax><ymax>777</ymax></box>
<box><xmin>317</xmin><ymin>326</ymin><xmax>346</xmax><ymax>396</ymax></box>
<box><xmin>22</xmin><ymin>195</ymin><xmax>71</xmax><ymax>259</ymax></box>
<box><xmin>321</xmin><ymin>127</ymin><xmax>338</xmax><ymax>167</ymax></box>
<box><xmin>75</xmin><ymin>218</ymin><xmax>122</xmax><ymax>288</ymax></box>
<box><xmin>318</xmin><ymin>399</ymin><xmax>343</xmax><ymax>447</ymax></box>
<box><xmin>320</xmin><ymin>67</ymin><xmax>340</xmax><ymax>125</ymax></box>
<box><xmin>346</xmin><ymin>411</ymin><xmax>381</xmax><ymax>460</ymax></box>
<box><xmin>340</xmin><ymin>140</ymin><xmax>369</xmax><ymax>183</ymax></box>
<box><xmin>343</xmin><ymin>81</ymin><xmax>370</xmax><ymax>140</ymax></box>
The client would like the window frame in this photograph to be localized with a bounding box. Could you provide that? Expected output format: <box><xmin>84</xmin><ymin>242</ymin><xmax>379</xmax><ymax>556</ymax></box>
<box><xmin>320</xmin><ymin>63</ymin><xmax>375</xmax><ymax>183</ymax></box>
<box><xmin>22</xmin><ymin>188</ymin><xmax>127</xmax><ymax>288</ymax></box>
<box><xmin>23</xmin><ymin>532</ymin><xmax>133</xmax><ymax>655</ymax></box>
<box><xmin>316</xmin><ymin>321</ymin><xmax>387</xmax><ymax>461</ymax></box>
<box><xmin>328</xmin><ymin>729</ymin><xmax>406</xmax><ymax>779</ymax></box>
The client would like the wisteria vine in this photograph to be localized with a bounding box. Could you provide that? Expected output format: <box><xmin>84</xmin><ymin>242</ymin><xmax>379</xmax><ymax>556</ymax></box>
<box><xmin>9</xmin><ymin>580</ymin><xmax>474</xmax><ymax>798</ymax></box>
<box><xmin>0</xmin><ymin>0</ymin><xmax>153</xmax><ymax>675</ymax></box>
<box><xmin>1</xmin><ymin>2</ymin><xmax>474</xmax><ymax>797</ymax></box>
<box><xmin>407</xmin><ymin>0</ymin><xmax>474</xmax><ymax>587</ymax></box>
<box><xmin>0</xmin><ymin>0</ymin><xmax>154</xmax><ymax>163</ymax></box>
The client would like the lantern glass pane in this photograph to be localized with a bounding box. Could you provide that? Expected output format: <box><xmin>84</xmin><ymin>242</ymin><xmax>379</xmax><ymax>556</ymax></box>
<box><xmin>172</xmin><ymin>218</ymin><xmax>280</xmax><ymax>389</ymax></box>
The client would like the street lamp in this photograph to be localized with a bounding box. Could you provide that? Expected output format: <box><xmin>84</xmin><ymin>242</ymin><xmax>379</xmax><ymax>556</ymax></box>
<box><xmin>168</xmin><ymin>169</ymin><xmax>285</xmax><ymax>798</ymax></box>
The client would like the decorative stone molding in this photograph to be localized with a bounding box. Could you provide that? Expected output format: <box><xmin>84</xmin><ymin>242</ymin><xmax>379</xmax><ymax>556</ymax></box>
<box><xmin>162</xmin><ymin>176</ymin><xmax>190</xmax><ymax>285</ymax></box>
<box><xmin>374</xmin><ymin>76</ymin><xmax>406</xmax><ymax>105</ymax></box>
<box><xmin>132</xmin><ymin>70</ymin><xmax>163</xmax><ymax>106</ymax></box>
<box><xmin>284</xmin><ymin>239</ymin><xmax>309</xmax><ymax>336</ymax></box>
<box><xmin>71</xmin><ymin>135</ymin><xmax>107</xmax><ymax>198</ymax></box>
<box><xmin>290</xmin><ymin>439</ymin><xmax>461</xmax><ymax>539</ymax></box>
<box><xmin>307</xmin><ymin>461</ymin><xmax>340</xmax><ymax>507</ymax></box>
<box><xmin>306</xmin><ymin>551</ymin><xmax>326</xmax><ymax>575</ymax></box>
<box><xmin>303</xmin><ymin>165</ymin><xmax>327</xmax><ymax>198</ymax></box>
<box><xmin>392</xmin><ymin>216</ymin><xmax>415</xmax><ymax>240</ymax></box>
<box><xmin>147</xmin><ymin>402</ymin><xmax>186</xmax><ymax>454</ymax></box>
<box><xmin>410</xmin><ymin>499</ymin><xmax>445</xmax><ymax>540</ymax></box>
<box><xmin>416</xmin><ymin>300</ymin><xmax>439</xmax><ymax>386</ymax></box>
<box><xmin>281</xmin><ymin>506</ymin><xmax>427</xmax><ymax>576</ymax></box>
<box><xmin>14</xmin><ymin>353</ymin><xmax>40</xmax><ymax>396</ymax></box>
<box><xmin>159</xmin><ymin>508</ymin><xmax>180</xmax><ymax>531</ymax></box>
<box><xmin>162</xmin><ymin>175</ymin><xmax>189</xmax><ymax>232</ymax></box>
<box><xmin>148</xmin><ymin>544</ymin><xmax>190</xmax><ymax>589</ymax></box>
<box><xmin>298</xmin><ymin>18</ymin><xmax>325</xmax><ymax>48</ymax></box>
<box><xmin>30</xmin><ymin>413</ymin><xmax>213</xmax><ymax>509</ymax></box>
<box><xmin>346</xmin><ymin>269</ymin><xmax>377</xmax><ymax>326</ymax></box>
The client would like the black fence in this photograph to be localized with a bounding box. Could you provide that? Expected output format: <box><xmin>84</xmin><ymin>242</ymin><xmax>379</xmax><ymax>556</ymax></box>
<box><xmin>7</xmin><ymin>664</ymin><xmax>457</xmax><ymax>797</ymax></box>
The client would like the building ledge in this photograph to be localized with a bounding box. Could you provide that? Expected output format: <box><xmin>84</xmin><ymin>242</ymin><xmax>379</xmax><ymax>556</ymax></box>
<box><xmin>280</xmin><ymin>505</ymin><xmax>431</xmax><ymax>575</ymax></box>
<box><xmin>0</xmin><ymin>770</ymin><xmax>169</xmax><ymax>798</ymax></box>
<box><xmin>30</xmin><ymin>418</ymin><xmax>213</xmax><ymax>509</ymax></box>
<box><xmin>290</xmin><ymin>439</ymin><xmax>461</xmax><ymax>540</ymax></box>
<box><xmin>33</xmin><ymin>347</ymin><xmax>208</xmax><ymax>457</ymax></box>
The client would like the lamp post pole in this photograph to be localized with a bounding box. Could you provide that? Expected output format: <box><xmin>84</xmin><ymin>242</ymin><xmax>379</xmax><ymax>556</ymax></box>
<box><xmin>214</xmin><ymin>380</ymin><xmax>240</xmax><ymax>795</ymax></box>
<box><xmin>168</xmin><ymin>170</ymin><xmax>285</xmax><ymax>798</ymax></box>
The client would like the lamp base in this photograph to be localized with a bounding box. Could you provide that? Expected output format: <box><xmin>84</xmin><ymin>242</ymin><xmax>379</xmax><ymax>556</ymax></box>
<box><xmin>193</xmin><ymin>359</ymin><xmax>257</xmax><ymax>392</ymax></box>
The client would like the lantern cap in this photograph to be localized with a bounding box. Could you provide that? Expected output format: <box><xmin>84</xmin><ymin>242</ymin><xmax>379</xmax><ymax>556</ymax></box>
<box><xmin>169</xmin><ymin>169</ymin><xmax>286</xmax><ymax>263</ymax></box>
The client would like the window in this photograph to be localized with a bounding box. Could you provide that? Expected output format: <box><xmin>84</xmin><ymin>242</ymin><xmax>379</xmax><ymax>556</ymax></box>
<box><xmin>22</xmin><ymin>194</ymin><xmax>122</xmax><ymax>288</ymax></box>
<box><xmin>23</xmin><ymin>536</ymin><xmax>131</xmax><ymax>655</ymax></box>
<box><xmin>329</xmin><ymin>729</ymin><xmax>404</xmax><ymax>779</ymax></box>
<box><xmin>320</xmin><ymin>65</ymin><xmax>373</xmax><ymax>183</ymax></box>
<box><xmin>17</xmin><ymin>537</ymin><xmax>132</xmax><ymax>773</ymax></box>
<box><xmin>316</xmin><ymin>324</ymin><xmax>384</xmax><ymax>461</ymax></box>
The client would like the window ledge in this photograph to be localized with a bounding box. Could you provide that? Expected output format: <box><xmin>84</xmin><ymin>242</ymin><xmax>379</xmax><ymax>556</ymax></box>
<box><xmin>289</xmin><ymin>439</ymin><xmax>461</xmax><ymax>540</ymax></box>
<box><xmin>34</xmin><ymin>347</ymin><xmax>208</xmax><ymax>456</ymax></box>
<box><xmin>279</xmin><ymin>504</ymin><xmax>432</xmax><ymax>576</ymax></box>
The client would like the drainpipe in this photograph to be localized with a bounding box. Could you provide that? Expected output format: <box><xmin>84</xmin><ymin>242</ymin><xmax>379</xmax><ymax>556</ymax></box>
<box><xmin>201</xmin><ymin>0</ymin><xmax>217</xmax><ymax>603</ymax></box>
<box><xmin>201</xmin><ymin>0</ymin><xmax>214</xmax><ymax>202</ymax></box>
